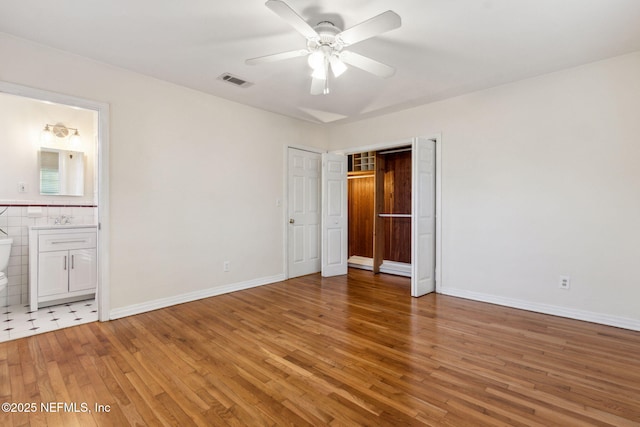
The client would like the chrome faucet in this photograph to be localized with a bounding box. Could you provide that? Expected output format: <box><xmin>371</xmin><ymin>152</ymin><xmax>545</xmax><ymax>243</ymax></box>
<box><xmin>54</xmin><ymin>215</ymin><xmax>73</xmax><ymax>225</ymax></box>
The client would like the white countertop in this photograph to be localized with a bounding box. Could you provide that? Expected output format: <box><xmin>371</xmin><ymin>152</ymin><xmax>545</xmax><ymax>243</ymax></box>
<box><xmin>29</xmin><ymin>224</ymin><xmax>97</xmax><ymax>230</ymax></box>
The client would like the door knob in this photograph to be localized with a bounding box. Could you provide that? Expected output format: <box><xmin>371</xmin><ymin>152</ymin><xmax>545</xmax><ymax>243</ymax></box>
<box><xmin>289</xmin><ymin>218</ymin><xmax>295</xmax><ymax>224</ymax></box>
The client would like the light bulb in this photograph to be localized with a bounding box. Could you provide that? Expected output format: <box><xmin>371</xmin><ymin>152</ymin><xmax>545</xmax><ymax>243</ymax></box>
<box><xmin>307</xmin><ymin>51</ymin><xmax>324</xmax><ymax>70</ymax></box>
<box><xmin>40</xmin><ymin>124</ymin><xmax>52</xmax><ymax>144</ymax></box>
<box><xmin>70</xmin><ymin>129</ymin><xmax>81</xmax><ymax>147</ymax></box>
<box><xmin>311</xmin><ymin>64</ymin><xmax>327</xmax><ymax>80</ymax></box>
<box><xmin>329</xmin><ymin>56</ymin><xmax>347</xmax><ymax>78</ymax></box>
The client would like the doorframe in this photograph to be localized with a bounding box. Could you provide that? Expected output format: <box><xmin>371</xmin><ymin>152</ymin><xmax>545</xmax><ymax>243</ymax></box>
<box><xmin>331</xmin><ymin>134</ymin><xmax>443</xmax><ymax>292</ymax></box>
<box><xmin>283</xmin><ymin>144</ymin><xmax>325</xmax><ymax>280</ymax></box>
<box><xmin>0</xmin><ymin>81</ymin><xmax>111</xmax><ymax>320</ymax></box>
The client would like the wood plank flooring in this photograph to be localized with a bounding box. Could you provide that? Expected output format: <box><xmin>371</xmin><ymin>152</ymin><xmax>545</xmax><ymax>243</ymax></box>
<box><xmin>2</xmin><ymin>269</ymin><xmax>640</xmax><ymax>426</ymax></box>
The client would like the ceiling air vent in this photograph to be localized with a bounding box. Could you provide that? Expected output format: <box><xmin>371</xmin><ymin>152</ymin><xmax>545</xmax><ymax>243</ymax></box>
<box><xmin>217</xmin><ymin>73</ymin><xmax>253</xmax><ymax>88</ymax></box>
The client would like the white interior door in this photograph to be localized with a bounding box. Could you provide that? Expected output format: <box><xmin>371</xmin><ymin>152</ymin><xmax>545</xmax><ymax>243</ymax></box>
<box><xmin>411</xmin><ymin>138</ymin><xmax>436</xmax><ymax>296</ymax></box>
<box><xmin>288</xmin><ymin>148</ymin><xmax>321</xmax><ymax>278</ymax></box>
<box><xmin>321</xmin><ymin>153</ymin><xmax>348</xmax><ymax>277</ymax></box>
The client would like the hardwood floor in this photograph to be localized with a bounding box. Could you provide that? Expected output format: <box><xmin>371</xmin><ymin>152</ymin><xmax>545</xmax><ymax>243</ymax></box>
<box><xmin>2</xmin><ymin>269</ymin><xmax>640</xmax><ymax>426</ymax></box>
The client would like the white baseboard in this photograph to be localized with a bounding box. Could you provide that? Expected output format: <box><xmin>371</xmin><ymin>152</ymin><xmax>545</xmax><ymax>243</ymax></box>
<box><xmin>348</xmin><ymin>256</ymin><xmax>373</xmax><ymax>270</ymax></box>
<box><xmin>380</xmin><ymin>260</ymin><xmax>411</xmax><ymax>277</ymax></box>
<box><xmin>109</xmin><ymin>273</ymin><xmax>286</xmax><ymax>320</ymax></box>
<box><xmin>348</xmin><ymin>256</ymin><xmax>412</xmax><ymax>277</ymax></box>
<box><xmin>440</xmin><ymin>287</ymin><xmax>640</xmax><ymax>332</ymax></box>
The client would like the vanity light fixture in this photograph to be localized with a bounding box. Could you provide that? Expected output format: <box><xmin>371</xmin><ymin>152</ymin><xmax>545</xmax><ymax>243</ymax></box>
<box><xmin>41</xmin><ymin>123</ymin><xmax>81</xmax><ymax>146</ymax></box>
<box><xmin>69</xmin><ymin>129</ymin><xmax>81</xmax><ymax>147</ymax></box>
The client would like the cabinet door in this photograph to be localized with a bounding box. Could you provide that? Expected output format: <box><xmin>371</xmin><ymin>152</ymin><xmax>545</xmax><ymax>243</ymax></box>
<box><xmin>38</xmin><ymin>251</ymin><xmax>69</xmax><ymax>297</ymax></box>
<box><xmin>69</xmin><ymin>248</ymin><xmax>97</xmax><ymax>292</ymax></box>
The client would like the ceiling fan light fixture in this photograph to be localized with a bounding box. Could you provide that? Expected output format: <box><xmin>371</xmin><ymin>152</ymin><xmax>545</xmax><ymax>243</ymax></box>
<box><xmin>307</xmin><ymin>51</ymin><xmax>325</xmax><ymax>70</ymax></box>
<box><xmin>329</xmin><ymin>56</ymin><xmax>347</xmax><ymax>78</ymax></box>
<box><xmin>253</xmin><ymin>1</ymin><xmax>401</xmax><ymax>95</ymax></box>
<box><xmin>311</xmin><ymin>65</ymin><xmax>327</xmax><ymax>80</ymax></box>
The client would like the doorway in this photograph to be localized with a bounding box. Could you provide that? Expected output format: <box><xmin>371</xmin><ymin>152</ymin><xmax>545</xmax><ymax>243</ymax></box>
<box><xmin>348</xmin><ymin>146</ymin><xmax>413</xmax><ymax>276</ymax></box>
<box><xmin>285</xmin><ymin>136</ymin><xmax>441</xmax><ymax>296</ymax></box>
<box><xmin>343</xmin><ymin>137</ymin><xmax>440</xmax><ymax>296</ymax></box>
<box><xmin>286</xmin><ymin>147</ymin><xmax>322</xmax><ymax>278</ymax></box>
<box><xmin>0</xmin><ymin>81</ymin><xmax>110</xmax><ymax>331</ymax></box>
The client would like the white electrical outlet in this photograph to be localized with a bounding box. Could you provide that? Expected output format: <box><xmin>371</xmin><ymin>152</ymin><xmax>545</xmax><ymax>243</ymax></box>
<box><xmin>559</xmin><ymin>275</ymin><xmax>571</xmax><ymax>290</ymax></box>
<box><xmin>223</xmin><ymin>261</ymin><xmax>230</xmax><ymax>272</ymax></box>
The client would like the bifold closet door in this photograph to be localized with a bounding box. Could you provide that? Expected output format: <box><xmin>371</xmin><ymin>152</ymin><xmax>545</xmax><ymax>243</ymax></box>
<box><xmin>411</xmin><ymin>138</ymin><xmax>436</xmax><ymax>297</ymax></box>
<box><xmin>321</xmin><ymin>153</ymin><xmax>348</xmax><ymax>277</ymax></box>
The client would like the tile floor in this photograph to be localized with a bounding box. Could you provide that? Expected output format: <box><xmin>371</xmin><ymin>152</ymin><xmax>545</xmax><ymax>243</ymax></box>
<box><xmin>0</xmin><ymin>298</ymin><xmax>98</xmax><ymax>342</ymax></box>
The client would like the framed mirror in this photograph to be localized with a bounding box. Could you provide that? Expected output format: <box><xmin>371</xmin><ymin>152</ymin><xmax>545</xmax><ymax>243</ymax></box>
<box><xmin>39</xmin><ymin>148</ymin><xmax>85</xmax><ymax>196</ymax></box>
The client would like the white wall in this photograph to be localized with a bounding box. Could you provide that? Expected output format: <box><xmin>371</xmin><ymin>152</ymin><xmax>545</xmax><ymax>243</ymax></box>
<box><xmin>328</xmin><ymin>52</ymin><xmax>640</xmax><ymax>328</ymax></box>
<box><xmin>0</xmin><ymin>33</ymin><xmax>327</xmax><ymax>312</ymax></box>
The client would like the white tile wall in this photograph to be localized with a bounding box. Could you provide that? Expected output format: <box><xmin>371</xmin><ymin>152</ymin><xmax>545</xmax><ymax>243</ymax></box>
<box><xmin>0</xmin><ymin>204</ymin><xmax>98</xmax><ymax>305</ymax></box>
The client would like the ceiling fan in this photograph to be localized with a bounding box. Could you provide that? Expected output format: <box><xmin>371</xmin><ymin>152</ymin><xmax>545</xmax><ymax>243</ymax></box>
<box><xmin>246</xmin><ymin>0</ymin><xmax>401</xmax><ymax>95</ymax></box>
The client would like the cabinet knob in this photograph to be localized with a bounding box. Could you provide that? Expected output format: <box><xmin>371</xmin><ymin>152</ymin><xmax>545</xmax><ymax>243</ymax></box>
<box><xmin>289</xmin><ymin>218</ymin><xmax>295</xmax><ymax>224</ymax></box>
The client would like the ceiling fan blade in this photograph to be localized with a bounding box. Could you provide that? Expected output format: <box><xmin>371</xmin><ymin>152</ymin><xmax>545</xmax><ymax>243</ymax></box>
<box><xmin>246</xmin><ymin>49</ymin><xmax>309</xmax><ymax>65</ymax></box>
<box><xmin>340</xmin><ymin>51</ymin><xmax>396</xmax><ymax>78</ymax></box>
<box><xmin>337</xmin><ymin>10</ymin><xmax>401</xmax><ymax>46</ymax></box>
<box><xmin>266</xmin><ymin>0</ymin><xmax>319</xmax><ymax>40</ymax></box>
<box><xmin>310</xmin><ymin>77</ymin><xmax>330</xmax><ymax>95</ymax></box>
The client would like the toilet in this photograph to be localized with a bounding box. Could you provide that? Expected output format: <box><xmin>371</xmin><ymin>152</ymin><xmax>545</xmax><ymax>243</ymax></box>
<box><xmin>0</xmin><ymin>238</ymin><xmax>13</xmax><ymax>294</ymax></box>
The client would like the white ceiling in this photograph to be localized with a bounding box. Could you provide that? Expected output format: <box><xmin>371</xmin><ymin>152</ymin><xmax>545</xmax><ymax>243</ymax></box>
<box><xmin>1</xmin><ymin>0</ymin><xmax>640</xmax><ymax>124</ymax></box>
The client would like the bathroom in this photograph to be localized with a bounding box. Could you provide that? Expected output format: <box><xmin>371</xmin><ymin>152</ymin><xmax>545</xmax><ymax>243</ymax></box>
<box><xmin>0</xmin><ymin>91</ymin><xmax>99</xmax><ymax>340</ymax></box>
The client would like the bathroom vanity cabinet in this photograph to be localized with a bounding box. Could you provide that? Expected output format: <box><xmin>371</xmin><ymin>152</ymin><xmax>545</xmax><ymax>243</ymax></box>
<box><xmin>29</xmin><ymin>225</ymin><xmax>97</xmax><ymax>311</ymax></box>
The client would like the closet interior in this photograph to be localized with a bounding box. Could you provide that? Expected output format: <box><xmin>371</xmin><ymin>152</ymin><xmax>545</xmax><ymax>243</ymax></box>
<box><xmin>347</xmin><ymin>146</ymin><xmax>412</xmax><ymax>277</ymax></box>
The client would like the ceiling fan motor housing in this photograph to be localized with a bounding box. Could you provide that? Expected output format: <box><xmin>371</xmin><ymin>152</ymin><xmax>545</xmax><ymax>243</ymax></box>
<box><xmin>309</xmin><ymin>21</ymin><xmax>343</xmax><ymax>49</ymax></box>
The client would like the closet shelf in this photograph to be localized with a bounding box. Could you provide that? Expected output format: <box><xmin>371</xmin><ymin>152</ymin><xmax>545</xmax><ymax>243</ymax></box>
<box><xmin>350</xmin><ymin>151</ymin><xmax>376</xmax><ymax>172</ymax></box>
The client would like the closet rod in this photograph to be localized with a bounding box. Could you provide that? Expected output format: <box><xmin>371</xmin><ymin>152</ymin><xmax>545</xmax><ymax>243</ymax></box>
<box><xmin>378</xmin><ymin>213</ymin><xmax>412</xmax><ymax>218</ymax></box>
<box><xmin>378</xmin><ymin>147</ymin><xmax>412</xmax><ymax>155</ymax></box>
